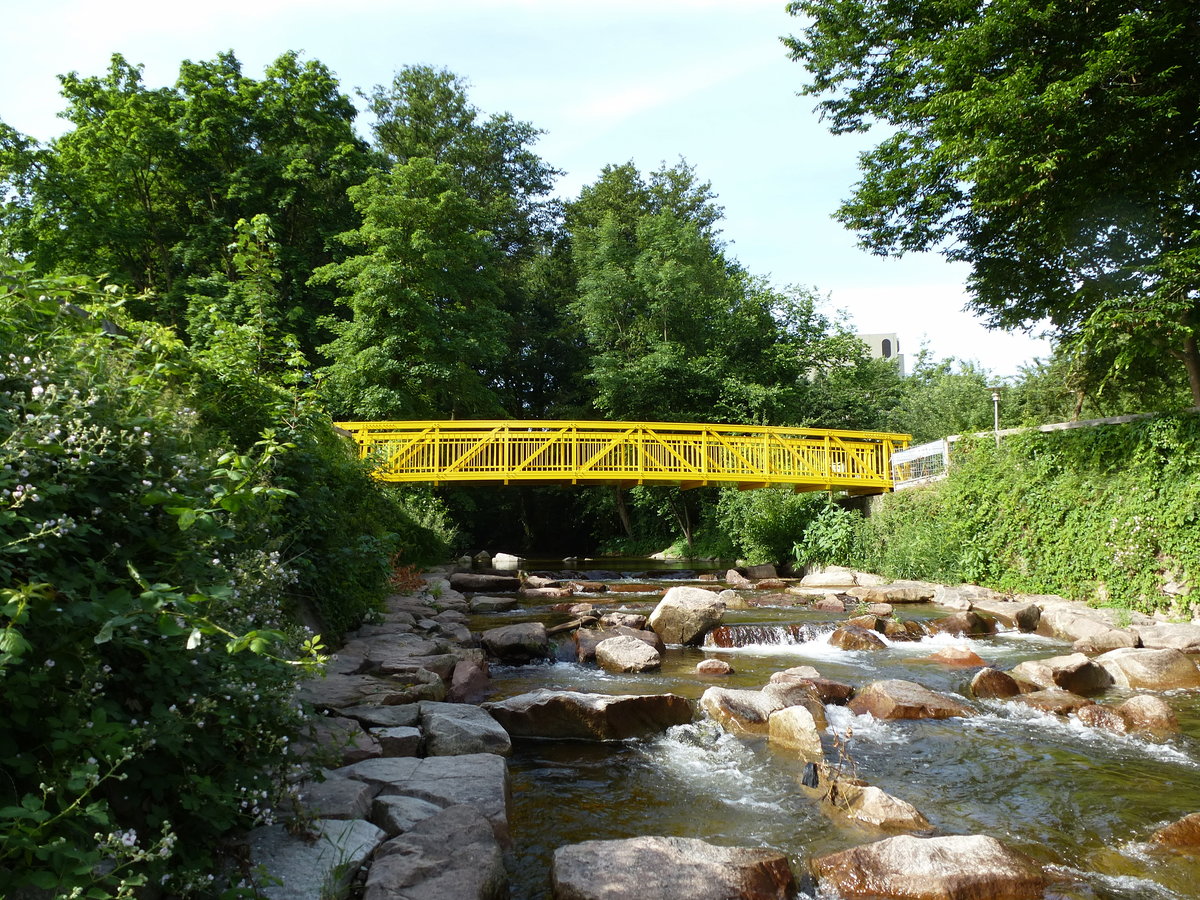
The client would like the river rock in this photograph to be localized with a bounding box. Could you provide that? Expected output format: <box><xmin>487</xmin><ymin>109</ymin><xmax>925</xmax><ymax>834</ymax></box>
<box><xmin>700</xmin><ymin>687</ymin><xmax>781</xmax><ymax>734</ymax></box>
<box><xmin>1095</xmin><ymin>647</ymin><xmax>1200</xmax><ymax>690</ymax></box>
<box><xmin>761</xmin><ymin>680</ymin><xmax>829</xmax><ymax>729</ymax></box>
<box><xmin>1010</xmin><ymin>652</ymin><xmax>1114</xmax><ymax>696</ymax></box>
<box><xmin>297</xmin><ymin>715</ymin><xmax>383</xmax><ymax>765</ymax></box>
<box><xmin>848</xmin><ymin>614</ymin><xmax>887</xmax><ymax>632</ymax></box>
<box><xmin>767</xmin><ymin>705</ymin><xmax>823</xmax><ymax>759</ymax></box>
<box><xmin>364</xmin><ymin>804</ymin><xmax>508</xmax><ymax>900</ymax></box>
<box><xmin>770</xmin><ymin>669</ymin><xmax>855</xmax><ymax>704</ymax></box>
<box><xmin>599</xmin><ymin>612</ymin><xmax>647</xmax><ymax>629</ymax></box>
<box><xmin>849</xmin><ymin>680</ymin><xmax>974</xmax><ymax>720</ymax></box>
<box><xmin>295</xmin><ymin>775</ymin><xmax>377</xmax><ymax>820</ymax></box>
<box><xmin>551</xmin><ymin>835</ymin><xmax>795</xmax><ymax>900</ymax></box>
<box><xmin>492</xmin><ymin>552</ymin><xmax>524</xmax><ymax>571</ymax></box>
<box><xmin>970</xmin><ymin>667</ymin><xmax>1022</xmax><ymax>700</ymax></box>
<box><xmin>929</xmin><ymin>646</ymin><xmax>986</xmax><ymax>667</ymax></box>
<box><xmin>697</xmin><ymin>658</ymin><xmax>735</xmax><ymax>675</ymax></box>
<box><xmin>1010</xmin><ymin>689</ymin><xmax>1092</xmax><ymax>716</ymax></box>
<box><xmin>802</xmin><ymin>567</ymin><xmax>858</xmax><ymax>587</ymax></box>
<box><xmin>1131</xmin><ymin>623</ymin><xmax>1200</xmax><ymax>653</ymax></box>
<box><xmin>1117</xmin><ymin>694</ymin><xmax>1179</xmax><ymax>735</ymax></box>
<box><xmin>575</xmin><ymin>625</ymin><xmax>664</xmax><ymax>663</ymax></box>
<box><xmin>718</xmin><ymin>588</ymin><xmax>752</xmax><ymax>610</ymax></box>
<box><xmin>419</xmin><ymin>701</ymin><xmax>512</xmax><ymax>757</ymax></box>
<box><xmin>745</xmin><ymin>564</ymin><xmax>778</xmax><ymax>579</ymax></box>
<box><xmin>1150</xmin><ymin>812</ymin><xmax>1200</xmax><ymax>848</ymax></box>
<box><xmin>725</xmin><ymin>568</ymin><xmax>753</xmax><ymax>588</ymax></box>
<box><xmin>931</xmin><ymin>585</ymin><xmax>974</xmax><ymax>610</ymax></box>
<box><xmin>450</xmin><ymin>572</ymin><xmax>520</xmax><ymax>593</ymax></box>
<box><xmin>858</xmin><ymin>580</ymin><xmax>939</xmax><ymax>603</ymax></box>
<box><xmin>595</xmin><ymin>635</ymin><xmax>662</xmax><ymax>673</ymax></box>
<box><xmin>371</xmin><ymin>726</ymin><xmax>422</xmax><ymax>756</ymax></box>
<box><xmin>824</xmin><ymin>782</ymin><xmax>932</xmax><ymax>833</ymax></box>
<box><xmin>1073</xmin><ymin>629</ymin><xmax>1140</xmax><ymax>653</ymax></box>
<box><xmin>469</xmin><ymin>595</ymin><xmax>519</xmax><ymax>613</ymax></box>
<box><xmin>928</xmin><ymin>611</ymin><xmax>997</xmax><ymax>637</ymax></box>
<box><xmin>245</xmin><ymin>818</ymin><xmax>386</xmax><ymax>900</ymax></box>
<box><xmin>371</xmin><ymin>794</ymin><xmax>443</xmax><ymax>836</ymax></box>
<box><xmin>647</xmin><ymin>586</ymin><xmax>726</xmax><ymax>645</ymax></box>
<box><xmin>1076</xmin><ymin>703</ymin><xmax>1129</xmax><ymax>733</ymax></box>
<box><xmin>814</xmin><ymin>595</ymin><xmax>847</xmax><ymax>612</ymax></box>
<box><xmin>483</xmin><ymin>690</ymin><xmax>693</xmax><ymax>741</ymax></box>
<box><xmin>336</xmin><ymin>704</ymin><xmax>420</xmax><ymax>729</ymax></box>
<box><xmin>448</xmin><ymin>657</ymin><xmax>490</xmax><ymax>704</ymax></box>
<box><xmin>481</xmin><ymin>622</ymin><xmax>551</xmax><ymax>663</ymax></box>
<box><xmin>1036</xmin><ymin>605</ymin><xmax>1114</xmax><ymax>643</ymax></box>
<box><xmin>298</xmin><ymin>671</ymin><xmax>445</xmax><ymax>711</ymax></box>
<box><xmin>829</xmin><ymin>624</ymin><xmax>887</xmax><ymax>651</ymax></box>
<box><xmin>335</xmin><ymin>753</ymin><xmax>511</xmax><ymax>843</ymax></box>
<box><xmin>964</xmin><ymin>600</ymin><xmax>1041</xmax><ymax>633</ymax></box>
<box><xmin>883</xmin><ymin>619</ymin><xmax>928</xmax><ymax>641</ymax></box>
<box><xmin>811</xmin><ymin>834</ymin><xmax>1046</xmax><ymax>900</ymax></box>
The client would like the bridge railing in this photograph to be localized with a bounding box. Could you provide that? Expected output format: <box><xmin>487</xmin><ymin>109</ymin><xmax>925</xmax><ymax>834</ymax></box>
<box><xmin>334</xmin><ymin>420</ymin><xmax>910</xmax><ymax>493</ymax></box>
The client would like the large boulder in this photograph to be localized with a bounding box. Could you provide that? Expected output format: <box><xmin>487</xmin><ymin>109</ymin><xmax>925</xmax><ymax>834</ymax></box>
<box><xmin>481</xmin><ymin>622</ymin><xmax>551</xmax><ymax>664</ymax></box>
<box><xmin>969</xmin><ymin>668</ymin><xmax>1022</xmax><ymax>700</ymax></box>
<box><xmin>1130</xmin><ymin>623</ymin><xmax>1200</xmax><ymax>653</ymax></box>
<box><xmin>418</xmin><ymin>701</ymin><xmax>512</xmax><ymax>757</ymax></box>
<box><xmin>857</xmin><ymin>580</ymin><xmax>939</xmax><ymax>604</ymax></box>
<box><xmin>245</xmin><ymin>818</ymin><xmax>386</xmax><ymax>900</ymax></box>
<box><xmin>801</xmin><ymin>566</ymin><xmax>858</xmax><ymax>587</ymax></box>
<box><xmin>811</xmin><ymin>834</ymin><xmax>1046</xmax><ymax>900</ymax></box>
<box><xmin>298</xmin><ymin>671</ymin><xmax>445</xmax><ymax>711</ymax></box>
<box><xmin>335</xmin><ymin>754</ymin><xmax>511</xmax><ymax>843</ymax></box>
<box><xmin>450</xmin><ymin>572</ymin><xmax>520</xmax><ymax>592</ymax></box>
<box><xmin>595</xmin><ymin>635</ymin><xmax>662</xmax><ymax>673</ymax></box>
<box><xmin>1010</xmin><ymin>652</ymin><xmax>1113</xmax><ymax>696</ymax></box>
<box><xmin>647</xmin><ymin>586</ymin><xmax>726</xmax><ymax>645</ymax></box>
<box><xmin>823</xmin><ymin>781</ymin><xmax>932</xmax><ymax>833</ymax></box>
<box><xmin>364</xmin><ymin>805</ymin><xmax>508</xmax><ymax>900</ymax></box>
<box><xmin>1036</xmin><ymin>606</ymin><xmax>1115</xmax><ymax>643</ymax></box>
<box><xmin>575</xmin><ymin>626</ymin><xmax>664</xmax><ymax>663</ymax></box>
<box><xmin>1095</xmin><ymin>647</ymin><xmax>1200</xmax><ymax>690</ymax></box>
<box><xmin>1117</xmin><ymin>694</ymin><xmax>1180</xmax><ymax>735</ymax></box>
<box><xmin>849</xmin><ymin>680</ymin><xmax>974</xmax><ymax>720</ymax></box>
<box><xmin>551</xmin><ymin>835</ymin><xmax>795</xmax><ymax>900</ymax></box>
<box><xmin>483</xmin><ymin>690</ymin><xmax>693</xmax><ymax>741</ymax></box>
<box><xmin>1010</xmin><ymin>689</ymin><xmax>1092</xmax><ymax>716</ymax></box>
<box><xmin>767</xmin><ymin>705</ymin><xmax>823</xmax><ymax>759</ymax></box>
<box><xmin>964</xmin><ymin>598</ymin><xmax>1041</xmax><ymax>632</ymax></box>
<box><xmin>700</xmin><ymin>687</ymin><xmax>781</xmax><ymax>735</ymax></box>
<box><xmin>829</xmin><ymin>624</ymin><xmax>887</xmax><ymax>651</ymax></box>
<box><xmin>927</xmin><ymin>611</ymin><xmax>997</xmax><ymax>637</ymax></box>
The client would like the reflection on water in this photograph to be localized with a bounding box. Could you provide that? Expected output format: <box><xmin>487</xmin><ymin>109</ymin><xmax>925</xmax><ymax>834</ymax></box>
<box><xmin>479</xmin><ymin>572</ymin><xmax>1200</xmax><ymax>899</ymax></box>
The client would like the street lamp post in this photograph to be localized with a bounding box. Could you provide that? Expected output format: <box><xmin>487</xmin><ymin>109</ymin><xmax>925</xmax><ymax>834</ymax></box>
<box><xmin>987</xmin><ymin>386</ymin><xmax>1002</xmax><ymax>448</ymax></box>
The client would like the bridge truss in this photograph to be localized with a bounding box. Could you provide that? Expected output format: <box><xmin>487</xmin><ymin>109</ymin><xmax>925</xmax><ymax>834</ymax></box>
<box><xmin>335</xmin><ymin>420</ymin><xmax>910</xmax><ymax>494</ymax></box>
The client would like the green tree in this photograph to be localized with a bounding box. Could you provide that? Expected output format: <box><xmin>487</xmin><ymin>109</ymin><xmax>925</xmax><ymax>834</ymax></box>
<box><xmin>0</xmin><ymin>52</ymin><xmax>369</xmax><ymax>358</ymax></box>
<box><xmin>786</xmin><ymin>0</ymin><xmax>1200</xmax><ymax>405</ymax></box>
<box><xmin>313</xmin><ymin>158</ymin><xmax>509</xmax><ymax>419</ymax></box>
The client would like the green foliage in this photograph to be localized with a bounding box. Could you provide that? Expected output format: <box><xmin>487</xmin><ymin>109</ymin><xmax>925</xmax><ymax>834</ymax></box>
<box><xmin>0</xmin><ymin>260</ymin><xmax>438</xmax><ymax>897</ymax></box>
<box><xmin>714</xmin><ymin>488</ymin><xmax>827</xmax><ymax>566</ymax></box>
<box><xmin>792</xmin><ymin>502</ymin><xmax>862</xmax><ymax>568</ymax></box>
<box><xmin>786</xmin><ymin>0</ymin><xmax>1200</xmax><ymax>404</ymax></box>
<box><xmin>847</xmin><ymin>416</ymin><xmax>1200</xmax><ymax>612</ymax></box>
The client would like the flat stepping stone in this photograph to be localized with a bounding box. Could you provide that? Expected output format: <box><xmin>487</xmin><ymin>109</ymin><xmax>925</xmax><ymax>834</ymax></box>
<box><xmin>245</xmin><ymin>818</ymin><xmax>385</xmax><ymax>900</ymax></box>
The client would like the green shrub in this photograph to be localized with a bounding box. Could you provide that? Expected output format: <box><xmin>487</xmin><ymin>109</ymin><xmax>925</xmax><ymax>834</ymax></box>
<box><xmin>0</xmin><ymin>262</ymin><xmax>441</xmax><ymax>897</ymax></box>
<box><xmin>714</xmin><ymin>487</ymin><xmax>826</xmax><ymax>565</ymax></box>
<box><xmin>847</xmin><ymin>418</ymin><xmax>1200</xmax><ymax>612</ymax></box>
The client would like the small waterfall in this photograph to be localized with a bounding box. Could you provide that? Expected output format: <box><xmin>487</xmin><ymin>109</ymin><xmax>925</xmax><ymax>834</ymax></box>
<box><xmin>705</xmin><ymin>623</ymin><xmax>830</xmax><ymax>648</ymax></box>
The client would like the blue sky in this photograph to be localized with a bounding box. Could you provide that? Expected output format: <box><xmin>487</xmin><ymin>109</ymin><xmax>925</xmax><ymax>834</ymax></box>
<box><xmin>3</xmin><ymin>0</ymin><xmax>1053</xmax><ymax>376</ymax></box>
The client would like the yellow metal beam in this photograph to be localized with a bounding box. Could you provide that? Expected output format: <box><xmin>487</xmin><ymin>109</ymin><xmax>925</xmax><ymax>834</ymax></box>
<box><xmin>334</xmin><ymin>419</ymin><xmax>910</xmax><ymax>494</ymax></box>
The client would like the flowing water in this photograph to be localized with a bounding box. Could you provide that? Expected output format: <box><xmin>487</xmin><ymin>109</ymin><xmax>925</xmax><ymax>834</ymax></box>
<box><xmin>469</xmin><ymin>564</ymin><xmax>1200</xmax><ymax>899</ymax></box>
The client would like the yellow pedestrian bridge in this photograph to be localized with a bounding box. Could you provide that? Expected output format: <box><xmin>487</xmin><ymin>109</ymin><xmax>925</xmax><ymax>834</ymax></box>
<box><xmin>334</xmin><ymin>420</ymin><xmax>910</xmax><ymax>494</ymax></box>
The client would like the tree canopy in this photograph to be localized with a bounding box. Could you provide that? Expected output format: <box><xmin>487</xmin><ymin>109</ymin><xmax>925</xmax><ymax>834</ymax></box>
<box><xmin>785</xmin><ymin>0</ymin><xmax>1200</xmax><ymax>404</ymax></box>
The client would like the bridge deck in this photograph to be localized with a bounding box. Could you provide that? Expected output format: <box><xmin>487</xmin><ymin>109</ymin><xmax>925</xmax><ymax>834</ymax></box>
<box><xmin>335</xmin><ymin>420</ymin><xmax>910</xmax><ymax>494</ymax></box>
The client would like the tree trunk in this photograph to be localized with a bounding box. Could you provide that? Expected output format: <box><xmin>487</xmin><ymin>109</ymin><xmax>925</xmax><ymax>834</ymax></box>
<box><xmin>1182</xmin><ymin>333</ymin><xmax>1200</xmax><ymax>407</ymax></box>
<box><xmin>613</xmin><ymin>487</ymin><xmax>633</xmax><ymax>537</ymax></box>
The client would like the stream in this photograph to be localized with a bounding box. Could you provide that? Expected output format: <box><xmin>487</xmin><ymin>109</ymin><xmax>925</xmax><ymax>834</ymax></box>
<box><xmin>468</xmin><ymin>562</ymin><xmax>1200</xmax><ymax>899</ymax></box>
